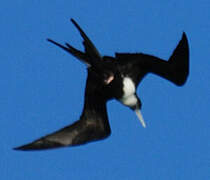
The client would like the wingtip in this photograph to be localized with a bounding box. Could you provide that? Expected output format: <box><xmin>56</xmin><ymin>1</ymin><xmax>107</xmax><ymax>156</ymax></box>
<box><xmin>13</xmin><ymin>141</ymin><xmax>41</xmax><ymax>151</ymax></box>
<box><xmin>13</xmin><ymin>147</ymin><xmax>21</xmax><ymax>151</ymax></box>
<box><xmin>167</xmin><ymin>31</ymin><xmax>189</xmax><ymax>86</ymax></box>
<box><xmin>13</xmin><ymin>144</ymin><xmax>34</xmax><ymax>151</ymax></box>
<box><xmin>181</xmin><ymin>32</ymin><xmax>188</xmax><ymax>41</ymax></box>
<box><xmin>179</xmin><ymin>32</ymin><xmax>189</xmax><ymax>54</ymax></box>
<box><xmin>13</xmin><ymin>138</ymin><xmax>64</xmax><ymax>151</ymax></box>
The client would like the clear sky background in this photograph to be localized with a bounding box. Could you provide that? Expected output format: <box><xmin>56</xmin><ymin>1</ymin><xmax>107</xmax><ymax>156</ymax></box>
<box><xmin>1</xmin><ymin>0</ymin><xmax>210</xmax><ymax>179</ymax></box>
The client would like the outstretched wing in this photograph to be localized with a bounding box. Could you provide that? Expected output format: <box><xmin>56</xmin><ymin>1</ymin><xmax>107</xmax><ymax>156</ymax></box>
<box><xmin>115</xmin><ymin>32</ymin><xmax>189</xmax><ymax>86</ymax></box>
<box><xmin>14</xmin><ymin>70</ymin><xmax>111</xmax><ymax>151</ymax></box>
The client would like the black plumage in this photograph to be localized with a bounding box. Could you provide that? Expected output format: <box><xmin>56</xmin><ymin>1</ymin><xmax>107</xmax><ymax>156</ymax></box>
<box><xmin>14</xmin><ymin>70</ymin><xmax>111</xmax><ymax>150</ymax></box>
<box><xmin>14</xmin><ymin>19</ymin><xmax>189</xmax><ymax>150</ymax></box>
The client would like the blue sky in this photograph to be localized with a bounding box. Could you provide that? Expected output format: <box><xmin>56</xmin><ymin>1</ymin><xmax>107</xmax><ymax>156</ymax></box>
<box><xmin>1</xmin><ymin>0</ymin><xmax>210</xmax><ymax>179</ymax></box>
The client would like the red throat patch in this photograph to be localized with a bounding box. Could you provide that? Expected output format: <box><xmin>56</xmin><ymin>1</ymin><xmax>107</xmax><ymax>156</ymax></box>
<box><xmin>104</xmin><ymin>75</ymin><xmax>114</xmax><ymax>84</ymax></box>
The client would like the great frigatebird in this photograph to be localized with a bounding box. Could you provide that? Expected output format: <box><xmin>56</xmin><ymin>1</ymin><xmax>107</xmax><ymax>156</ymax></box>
<box><xmin>14</xmin><ymin>19</ymin><xmax>189</xmax><ymax>150</ymax></box>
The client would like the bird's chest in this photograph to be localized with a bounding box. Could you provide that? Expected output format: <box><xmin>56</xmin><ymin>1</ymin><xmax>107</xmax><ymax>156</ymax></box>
<box><xmin>122</xmin><ymin>77</ymin><xmax>136</xmax><ymax>96</ymax></box>
<box><xmin>120</xmin><ymin>77</ymin><xmax>137</xmax><ymax>106</ymax></box>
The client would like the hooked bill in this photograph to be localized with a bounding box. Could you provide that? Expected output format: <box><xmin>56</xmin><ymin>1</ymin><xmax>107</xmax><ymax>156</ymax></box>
<box><xmin>135</xmin><ymin>109</ymin><xmax>146</xmax><ymax>128</ymax></box>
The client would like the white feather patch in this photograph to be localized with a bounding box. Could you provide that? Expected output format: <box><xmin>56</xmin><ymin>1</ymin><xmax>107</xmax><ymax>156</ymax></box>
<box><xmin>120</xmin><ymin>77</ymin><xmax>137</xmax><ymax>106</ymax></box>
<box><xmin>122</xmin><ymin>77</ymin><xmax>135</xmax><ymax>97</ymax></box>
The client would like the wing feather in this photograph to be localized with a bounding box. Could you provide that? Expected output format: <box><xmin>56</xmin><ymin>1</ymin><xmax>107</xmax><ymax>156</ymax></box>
<box><xmin>115</xmin><ymin>32</ymin><xmax>189</xmax><ymax>86</ymax></box>
<box><xmin>14</xmin><ymin>71</ymin><xmax>111</xmax><ymax>151</ymax></box>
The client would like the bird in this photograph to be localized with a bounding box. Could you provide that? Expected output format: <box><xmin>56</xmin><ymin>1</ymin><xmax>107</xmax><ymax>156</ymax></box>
<box><xmin>14</xmin><ymin>19</ymin><xmax>189</xmax><ymax>151</ymax></box>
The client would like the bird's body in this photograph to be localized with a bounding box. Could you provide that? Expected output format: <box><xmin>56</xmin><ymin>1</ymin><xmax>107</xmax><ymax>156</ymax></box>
<box><xmin>14</xmin><ymin>19</ymin><xmax>189</xmax><ymax>151</ymax></box>
<box><xmin>120</xmin><ymin>76</ymin><xmax>137</xmax><ymax>107</ymax></box>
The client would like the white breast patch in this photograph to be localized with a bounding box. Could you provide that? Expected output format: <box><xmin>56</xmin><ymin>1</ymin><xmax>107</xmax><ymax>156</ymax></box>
<box><xmin>120</xmin><ymin>77</ymin><xmax>137</xmax><ymax>107</ymax></box>
<box><xmin>122</xmin><ymin>77</ymin><xmax>135</xmax><ymax>97</ymax></box>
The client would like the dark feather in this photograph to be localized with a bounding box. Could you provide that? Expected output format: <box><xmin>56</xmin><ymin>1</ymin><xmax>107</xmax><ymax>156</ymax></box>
<box><xmin>14</xmin><ymin>70</ymin><xmax>111</xmax><ymax>151</ymax></box>
<box><xmin>14</xmin><ymin>19</ymin><xmax>189</xmax><ymax>151</ymax></box>
<box><xmin>115</xmin><ymin>32</ymin><xmax>189</xmax><ymax>86</ymax></box>
<box><xmin>70</xmin><ymin>19</ymin><xmax>101</xmax><ymax>60</ymax></box>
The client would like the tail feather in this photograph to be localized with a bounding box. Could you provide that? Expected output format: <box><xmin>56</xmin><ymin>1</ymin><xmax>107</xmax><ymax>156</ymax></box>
<box><xmin>47</xmin><ymin>38</ymin><xmax>91</xmax><ymax>66</ymax></box>
<box><xmin>70</xmin><ymin>18</ymin><xmax>102</xmax><ymax>60</ymax></box>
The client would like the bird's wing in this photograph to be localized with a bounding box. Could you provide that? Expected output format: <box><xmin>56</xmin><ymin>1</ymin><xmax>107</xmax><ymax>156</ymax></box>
<box><xmin>14</xmin><ymin>70</ymin><xmax>111</xmax><ymax>151</ymax></box>
<box><xmin>115</xmin><ymin>32</ymin><xmax>189</xmax><ymax>86</ymax></box>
